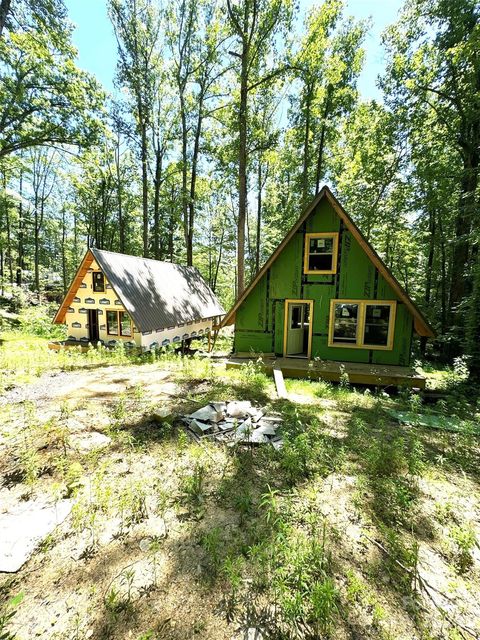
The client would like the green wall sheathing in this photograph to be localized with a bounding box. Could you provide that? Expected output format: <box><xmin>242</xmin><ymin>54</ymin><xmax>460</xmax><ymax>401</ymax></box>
<box><xmin>236</xmin><ymin>273</ymin><xmax>268</xmax><ymax>331</ymax></box>
<box><xmin>274</xmin><ymin>301</ymin><xmax>284</xmax><ymax>354</ymax></box>
<box><xmin>234</xmin><ymin>331</ymin><xmax>272</xmax><ymax>353</ymax></box>
<box><xmin>235</xmin><ymin>198</ymin><xmax>415</xmax><ymax>366</ymax></box>
<box><xmin>338</xmin><ymin>231</ymin><xmax>376</xmax><ymax>299</ymax></box>
<box><xmin>270</xmin><ymin>233</ymin><xmax>303</xmax><ymax>299</ymax></box>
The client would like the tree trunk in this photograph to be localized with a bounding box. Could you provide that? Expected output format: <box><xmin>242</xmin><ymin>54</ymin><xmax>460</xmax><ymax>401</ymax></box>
<box><xmin>237</xmin><ymin>45</ymin><xmax>248</xmax><ymax>296</ymax></box>
<box><xmin>213</xmin><ymin>228</ymin><xmax>225</xmax><ymax>293</ymax></box>
<box><xmin>5</xmin><ymin>197</ymin><xmax>13</xmax><ymax>285</ymax></box>
<box><xmin>61</xmin><ymin>208</ymin><xmax>67</xmax><ymax>295</ymax></box>
<box><xmin>187</xmin><ymin>99</ymin><xmax>204</xmax><ymax>267</ymax></box>
<box><xmin>0</xmin><ymin>0</ymin><xmax>11</xmax><ymax>37</ymax></box>
<box><xmin>141</xmin><ymin>122</ymin><xmax>149</xmax><ymax>257</ymax></box>
<box><xmin>152</xmin><ymin>143</ymin><xmax>163</xmax><ymax>260</ymax></box>
<box><xmin>255</xmin><ymin>160</ymin><xmax>262</xmax><ymax>274</ymax></box>
<box><xmin>115</xmin><ymin>131</ymin><xmax>125</xmax><ymax>253</ymax></box>
<box><xmin>438</xmin><ymin>215</ymin><xmax>448</xmax><ymax>336</ymax></box>
<box><xmin>301</xmin><ymin>82</ymin><xmax>313</xmax><ymax>206</ymax></box>
<box><xmin>179</xmin><ymin>90</ymin><xmax>189</xmax><ymax>265</ymax></box>
<box><xmin>16</xmin><ymin>171</ymin><xmax>23</xmax><ymax>287</ymax></box>
<box><xmin>315</xmin><ymin>85</ymin><xmax>333</xmax><ymax>194</ymax></box>
<box><xmin>420</xmin><ymin>206</ymin><xmax>436</xmax><ymax>356</ymax></box>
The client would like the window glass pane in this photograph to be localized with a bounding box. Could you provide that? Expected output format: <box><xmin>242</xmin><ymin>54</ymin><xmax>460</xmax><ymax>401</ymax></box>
<box><xmin>363</xmin><ymin>304</ymin><xmax>391</xmax><ymax>346</ymax></box>
<box><xmin>333</xmin><ymin>303</ymin><xmax>358</xmax><ymax>343</ymax></box>
<box><xmin>107</xmin><ymin>310</ymin><xmax>118</xmax><ymax>335</ymax></box>
<box><xmin>93</xmin><ymin>272</ymin><xmax>105</xmax><ymax>292</ymax></box>
<box><xmin>308</xmin><ymin>253</ymin><xmax>333</xmax><ymax>271</ymax></box>
<box><xmin>290</xmin><ymin>306</ymin><xmax>301</xmax><ymax>329</ymax></box>
<box><xmin>120</xmin><ymin>311</ymin><xmax>132</xmax><ymax>336</ymax></box>
<box><xmin>309</xmin><ymin>237</ymin><xmax>333</xmax><ymax>254</ymax></box>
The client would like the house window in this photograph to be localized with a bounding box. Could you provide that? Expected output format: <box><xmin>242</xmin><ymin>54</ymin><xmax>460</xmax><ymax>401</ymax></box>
<box><xmin>332</xmin><ymin>302</ymin><xmax>359</xmax><ymax>344</ymax></box>
<box><xmin>93</xmin><ymin>272</ymin><xmax>105</xmax><ymax>292</ymax></box>
<box><xmin>119</xmin><ymin>311</ymin><xmax>132</xmax><ymax>336</ymax></box>
<box><xmin>328</xmin><ymin>300</ymin><xmax>397</xmax><ymax>350</ymax></box>
<box><xmin>363</xmin><ymin>304</ymin><xmax>392</xmax><ymax>347</ymax></box>
<box><xmin>107</xmin><ymin>310</ymin><xmax>118</xmax><ymax>335</ymax></box>
<box><xmin>106</xmin><ymin>309</ymin><xmax>132</xmax><ymax>337</ymax></box>
<box><xmin>304</xmin><ymin>233</ymin><xmax>339</xmax><ymax>274</ymax></box>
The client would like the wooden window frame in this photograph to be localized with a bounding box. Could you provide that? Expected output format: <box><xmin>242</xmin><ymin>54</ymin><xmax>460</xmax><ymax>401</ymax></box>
<box><xmin>283</xmin><ymin>299</ymin><xmax>314</xmax><ymax>359</ymax></box>
<box><xmin>106</xmin><ymin>309</ymin><xmax>133</xmax><ymax>337</ymax></box>
<box><xmin>304</xmin><ymin>232</ymin><xmax>339</xmax><ymax>275</ymax></box>
<box><xmin>328</xmin><ymin>299</ymin><xmax>397</xmax><ymax>351</ymax></box>
<box><xmin>92</xmin><ymin>271</ymin><xmax>105</xmax><ymax>293</ymax></box>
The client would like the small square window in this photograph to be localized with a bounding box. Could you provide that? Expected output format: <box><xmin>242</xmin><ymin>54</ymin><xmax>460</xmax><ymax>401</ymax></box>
<box><xmin>304</xmin><ymin>233</ymin><xmax>338</xmax><ymax>274</ymax></box>
<box><xmin>93</xmin><ymin>272</ymin><xmax>105</xmax><ymax>292</ymax></box>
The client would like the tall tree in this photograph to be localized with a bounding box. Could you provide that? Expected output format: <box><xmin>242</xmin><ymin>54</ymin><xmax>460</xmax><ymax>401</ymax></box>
<box><xmin>226</xmin><ymin>0</ymin><xmax>293</xmax><ymax>295</ymax></box>
<box><xmin>382</xmin><ymin>0</ymin><xmax>480</xmax><ymax>354</ymax></box>
<box><xmin>0</xmin><ymin>7</ymin><xmax>104</xmax><ymax>158</ymax></box>
<box><xmin>110</xmin><ymin>0</ymin><xmax>161</xmax><ymax>257</ymax></box>
<box><xmin>291</xmin><ymin>0</ymin><xmax>366</xmax><ymax>206</ymax></box>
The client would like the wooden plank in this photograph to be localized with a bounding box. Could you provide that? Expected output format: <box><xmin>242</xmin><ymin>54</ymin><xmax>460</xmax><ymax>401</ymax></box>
<box><xmin>273</xmin><ymin>365</ymin><xmax>288</xmax><ymax>399</ymax></box>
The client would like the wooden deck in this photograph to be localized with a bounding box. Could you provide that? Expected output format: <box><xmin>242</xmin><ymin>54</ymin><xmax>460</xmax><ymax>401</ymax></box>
<box><xmin>226</xmin><ymin>355</ymin><xmax>426</xmax><ymax>389</ymax></box>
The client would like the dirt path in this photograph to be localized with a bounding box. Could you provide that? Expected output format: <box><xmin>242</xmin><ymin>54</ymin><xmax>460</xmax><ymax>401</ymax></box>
<box><xmin>0</xmin><ymin>362</ymin><xmax>181</xmax><ymax>411</ymax></box>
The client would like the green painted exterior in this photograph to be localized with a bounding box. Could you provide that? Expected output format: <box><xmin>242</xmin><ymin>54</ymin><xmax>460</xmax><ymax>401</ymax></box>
<box><xmin>234</xmin><ymin>198</ymin><xmax>414</xmax><ymax>366</ymax></box>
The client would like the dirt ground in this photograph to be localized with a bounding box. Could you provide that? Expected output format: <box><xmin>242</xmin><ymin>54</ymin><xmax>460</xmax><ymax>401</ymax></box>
<box><xmin>1</xmin><ymin>358</ymin><xmax>479</xmax><ymax>640</ymax></box>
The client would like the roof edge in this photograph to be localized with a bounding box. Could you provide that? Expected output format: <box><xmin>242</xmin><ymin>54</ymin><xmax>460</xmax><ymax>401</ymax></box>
<box><xmin>53</xmin><ymin>249</ymin><xmax>94</xmax><ymax>324</ymax></box>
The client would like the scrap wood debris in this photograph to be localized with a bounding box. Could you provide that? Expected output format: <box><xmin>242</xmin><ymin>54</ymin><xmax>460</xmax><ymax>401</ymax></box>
<box><xmin>181</xmin><ymin>400</ymin><xmax>284</xmax><ymax>448</ymax></box>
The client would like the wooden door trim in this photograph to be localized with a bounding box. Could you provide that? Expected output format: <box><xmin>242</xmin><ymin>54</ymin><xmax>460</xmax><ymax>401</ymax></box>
<box><xmin>283</xmin><ymin>299</ymin><xmax>314</xmax><ymax>359</ymax></box>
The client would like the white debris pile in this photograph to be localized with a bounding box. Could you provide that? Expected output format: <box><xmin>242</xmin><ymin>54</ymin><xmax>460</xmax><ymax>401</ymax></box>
<box><xmin>182</xmin><ymin>401</ymin><xmax>283</xmax><ymax>448</ymax></box>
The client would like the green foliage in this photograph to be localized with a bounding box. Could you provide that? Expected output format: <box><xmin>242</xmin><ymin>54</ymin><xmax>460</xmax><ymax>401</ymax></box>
<box><xmin>0</xmin><ymin>593</ymin><xmax>24</xmax><ymax>640</ymax></box>
<box><xmin>449</xmin><ymin>524</ymin><xmax>477</xmax><ymax>574</ymax></box>
<box><xmin>179</xmin><ymin>462</ymin><xmax>206</xmax><ymax>507</ymax></box>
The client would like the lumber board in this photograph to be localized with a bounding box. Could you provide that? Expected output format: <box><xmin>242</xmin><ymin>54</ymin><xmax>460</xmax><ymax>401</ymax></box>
<box><xmin>273</xmin><ymin>365</ymin><xmax>288</xmax><ymax>399</ymax></box>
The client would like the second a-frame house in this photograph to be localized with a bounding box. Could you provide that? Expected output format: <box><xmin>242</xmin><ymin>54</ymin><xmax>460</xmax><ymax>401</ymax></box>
<box><xmin>222</xmin><ymin>186</ymin><xmax>434</xmax><ymax>367</ymax></box>
<box><xmin>54</xmin><ymin>248</ymin><xmax>225</xmax><ymax>351</ymax></box>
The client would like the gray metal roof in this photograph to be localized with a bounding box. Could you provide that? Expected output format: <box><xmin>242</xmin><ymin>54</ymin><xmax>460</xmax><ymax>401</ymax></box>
<box><xmin>91</xmin><ymin>248</ymin><xmax>225</xmax><ymax>332</ymax></box>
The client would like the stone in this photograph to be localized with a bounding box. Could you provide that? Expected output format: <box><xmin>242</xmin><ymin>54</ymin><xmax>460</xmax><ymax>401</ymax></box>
<box><xmin>152</xmin><ymin>407</ymin><xmax>173</xmax><ymax>422</ymax></box>
<box><xmin>70</xmin><ymin>432</ymin><xmax>111</xmax><ymax>453</ymax></box>
<box><xmin>189</xmin><ymin>405</ymin><xmax>224</xmax><ymax>423</ymax></box>
<box><xmin>233</xmin><ymin>418</ymin><xmax>253</xmax><ymax>441</ymax></box>
<box><xmin>217</xmin><ymin>421</ymin><xmax>233</xmax><ymax>432</ymax></box>
<box><xmin>0</xmin><ymin>499</ymin><xmax>73</xmax><ymax>572</ymax></box>
<box><xmin>247</xmin><ymin>429</ymin><xmax>270</xmax><ymax>444</ymax></box>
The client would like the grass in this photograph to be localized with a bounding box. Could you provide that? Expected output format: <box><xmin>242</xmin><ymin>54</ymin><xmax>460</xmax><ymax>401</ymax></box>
<box><xmin>0</xmin><ymin>320</ymin><xmax>479</xmax><ymax>640</ymax></box>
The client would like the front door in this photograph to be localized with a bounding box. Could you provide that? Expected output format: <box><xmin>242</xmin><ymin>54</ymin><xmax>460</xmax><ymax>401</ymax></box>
<box><xmin>284</xmin><ymin>300</ymin><xmax>313</xmax><ymax>358</ymax></box>
<box><xmin>87</xmin><ymin>309</ymin><xmax>99</xmax><ymax>343</ymax></box>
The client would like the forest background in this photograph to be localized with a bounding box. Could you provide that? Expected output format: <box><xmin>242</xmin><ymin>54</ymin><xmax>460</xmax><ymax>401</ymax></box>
<box><xmin>0</xmin><ymin>0</ymin><xmax>478</xmax><ymax>374</ymax></box>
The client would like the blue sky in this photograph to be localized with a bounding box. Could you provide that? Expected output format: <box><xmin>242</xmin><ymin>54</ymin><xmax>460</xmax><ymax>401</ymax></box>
<box><xmin>65</xmin><ymin>0</ymin><xmax>403</xmax><ymax>100</ymax></box>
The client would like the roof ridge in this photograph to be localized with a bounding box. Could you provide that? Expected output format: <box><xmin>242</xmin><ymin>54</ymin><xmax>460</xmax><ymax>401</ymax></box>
<box><xmin>92</xmin><ymin>248</ymin><xmax>196</xmax><ymax>269</ymax></box>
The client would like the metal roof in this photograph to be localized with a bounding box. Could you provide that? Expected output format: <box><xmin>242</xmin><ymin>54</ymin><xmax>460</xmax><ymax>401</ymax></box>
<box><xmin>85</xmin><ymin>249</ymin><xmax>225</xmax><ymax>332</ymax></box>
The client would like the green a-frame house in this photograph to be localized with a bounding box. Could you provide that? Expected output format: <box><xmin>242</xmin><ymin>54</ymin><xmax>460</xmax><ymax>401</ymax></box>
<box><xmin>222</xmin><ymin>186</ymin><xmax>434</xmax><ymax>367</ymax></box>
